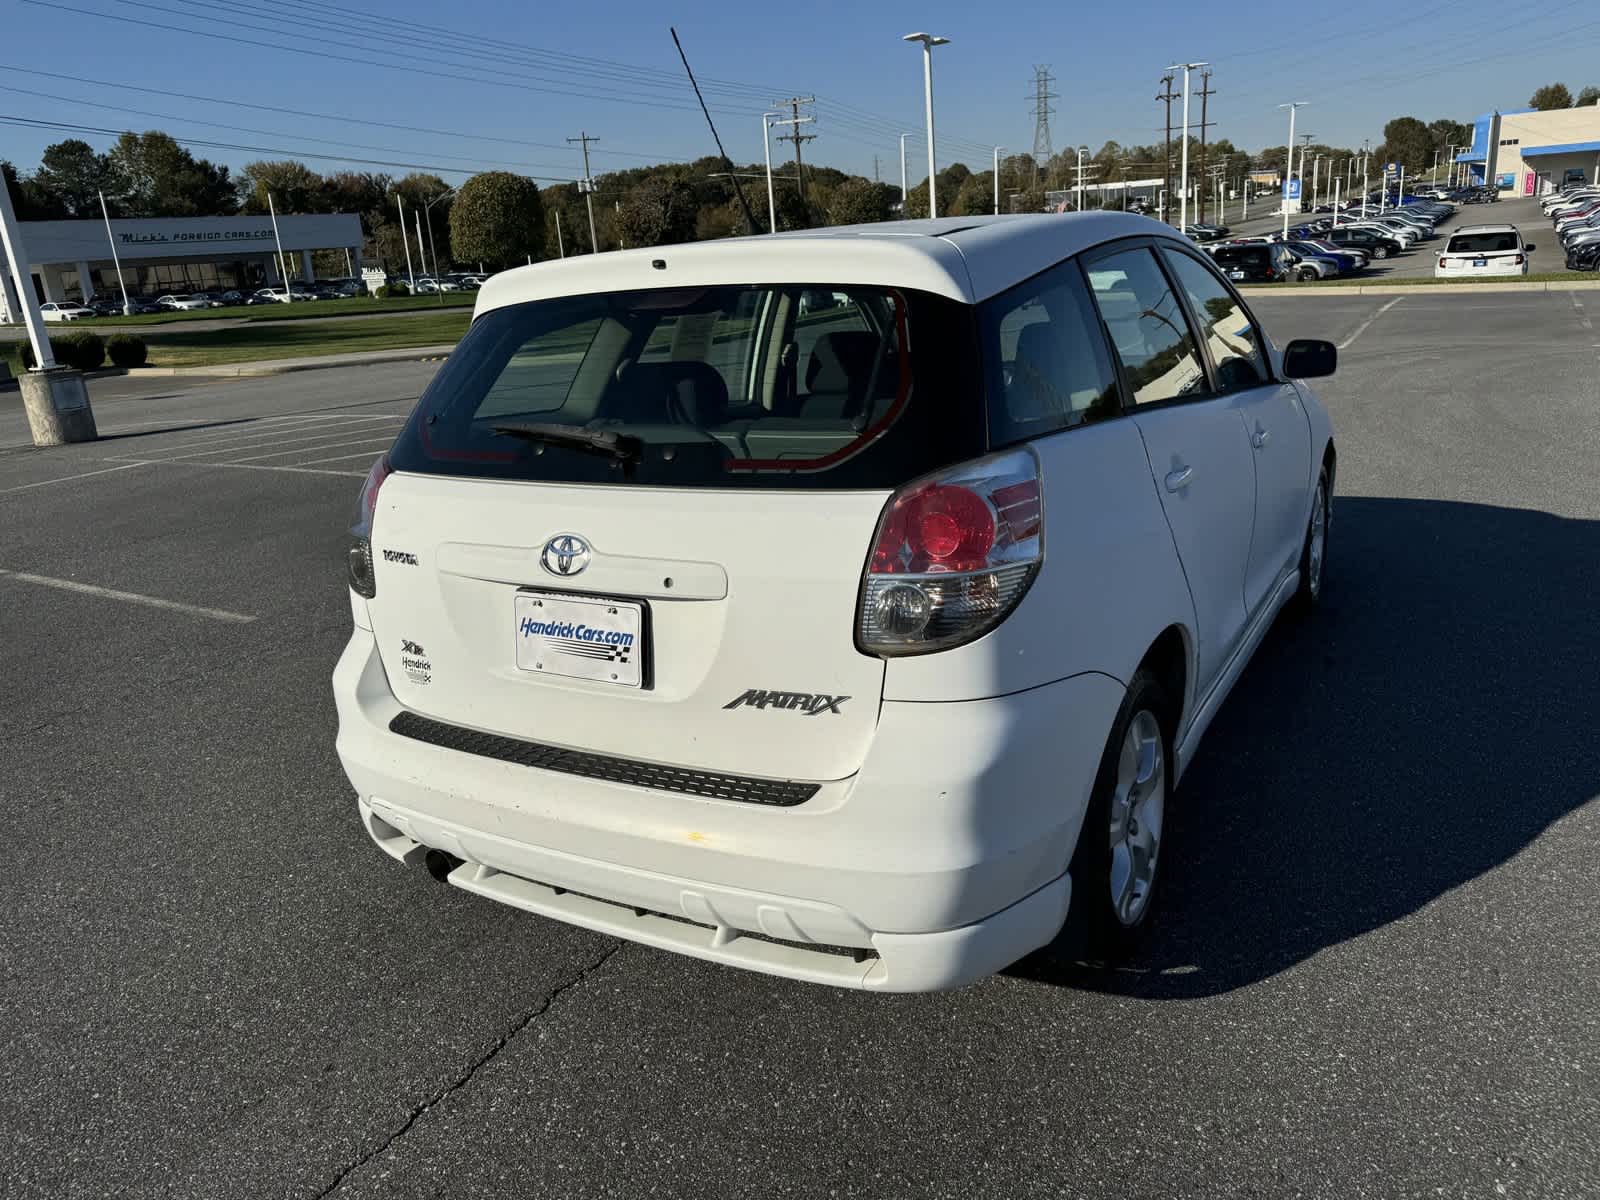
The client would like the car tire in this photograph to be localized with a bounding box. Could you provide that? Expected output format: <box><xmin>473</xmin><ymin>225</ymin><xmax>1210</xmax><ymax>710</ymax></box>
<box><xmin>1297</xmin><ymin>266</ymin><xmax>1319</xmax><ymax>282</ymax></box>
<box><xmin>1065</xmin><ymin>669</ymin><xmax>1175</xmax><ymax>961</ymax></box>
<box><xmin>1372</xmin><ymin>246</ymin><xmax>1390</xmax><ymax>260</ymax></box>
<box><xmin>1294</xmin><ymin>466</ymin><xmax>1330</xmax><ymax>610</ymax></box>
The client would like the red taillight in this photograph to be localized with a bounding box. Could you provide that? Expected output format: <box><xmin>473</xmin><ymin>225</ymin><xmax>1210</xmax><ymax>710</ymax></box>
<box><xmin>874</xmin><ymin>483</ymin><xmax>998</xmax><ymax>573</ymax></box>
<box><xmin>348</xmin><ymin>454</ymin><xmax>392</xmax><ymax>599</ymax></box>
<box><xmin>1512</xmin><ymin>254</ymin><xmax>1524</xmax><ymax>265</ymax></box>
<box><xmin>355</xmin><ymin>453</ymin><xmax>392</xmax><ymax>537</ymax></box>
<box><xmin>1438</xmin><ymin>257</ymin><xmax>1451</xmax><ymax>267</ymax></box>
<box><xmin>859</xmin><ymin>449</ymin><xmax>1043</xmax><ymax>656</ymax></box>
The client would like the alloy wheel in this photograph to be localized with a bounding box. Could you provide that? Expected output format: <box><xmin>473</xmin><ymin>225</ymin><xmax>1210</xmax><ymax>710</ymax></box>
<box><xmin>1107</xmin><ymin>710</ymin><xmax>1165</xmax><ymax>927</ymax></box>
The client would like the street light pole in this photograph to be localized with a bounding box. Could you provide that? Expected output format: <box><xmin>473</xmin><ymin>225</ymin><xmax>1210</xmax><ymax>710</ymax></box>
<box><xmin>762</xmin><ymin>112</ymin><xmax>781</xmax><ymax>234</ymax></box>
<box><xmin>1278</xmin><ymin>101</ymin><xmax>1306</xmax><ymax>238</ymax></box>
<box><xmin>267</xmin><ymin>191</ymin><xmax>293</xmax><ymax>301</ymax></box>
<box><xmin>904</xmin><ymin>33</ymin><xmax>950</xmax><ymax>217</ymax></box>
<box><xmin>395</xmin><ymin>193</ymin><xmax>416</xmax><ymax>295</ymax></box>
<box><xmin>993</xmin><ymin>146</ymin><xmax>1003</xmax><ymax>215</ymax></box>
<box><xmin>97</xmin><ymin>190</ymin><xmax>131</xmax><ymax>316</ymax></box>
<box><xmin>0</xmin><ymin>165</ymin><xmax>56</xmax><ymax>369</ymax></box>
<box><xmin>1169</xmin><ymin>61</ymin><xmax>1207</xmax><ymax>234</ymax></box>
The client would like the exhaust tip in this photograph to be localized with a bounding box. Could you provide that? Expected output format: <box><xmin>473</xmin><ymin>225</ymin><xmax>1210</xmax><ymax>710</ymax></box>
<box><xmin>423</xmin><ymin>848</ymin><xmax>464</xmax><ymax>882</ymax></box>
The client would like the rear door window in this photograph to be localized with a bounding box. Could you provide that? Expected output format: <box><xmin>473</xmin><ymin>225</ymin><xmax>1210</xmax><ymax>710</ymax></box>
<box><xmin>388</xmin><ymin>284</ymin><xmax>985</xmax><ymax>490</ymax></box>
<box><xmin>978</xmin><ymin>259</ymin><xmax>1121</xmax><ymax>445</ymax></box>
<box><xmin>1084</xmin><ymin>248</ymin><xmax>1210</xmax><ymax>406</ymax></box>
<box><xmin>1161</xmin><ymin>249</ymin><xmax>1268</xmax><ymax>391</ymax></box>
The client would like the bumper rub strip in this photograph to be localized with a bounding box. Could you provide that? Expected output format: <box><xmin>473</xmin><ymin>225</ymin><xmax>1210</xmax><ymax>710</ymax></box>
<box><xmin>387</xmin><ymin>710</ymin><xmax>820</xmax><ymax>807</ymax></box>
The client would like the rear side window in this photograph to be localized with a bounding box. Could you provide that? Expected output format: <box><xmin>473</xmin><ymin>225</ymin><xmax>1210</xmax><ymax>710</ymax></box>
<box><xmin>388</xmin><ymin>284</ymin><xmax>985</xmax><ymax>490</ymax></box>
<box><xmin>1162</xmin><ymin>250</ymin><xmax>1267</xmax><ymax>391</ymax></box>
<box><xmin>1085</xmin><ymin>248</ymin><xmax>1209</xmax><ymax>406</ymax></box>
<box><xmin>979</xmin><ymin>259</ymin><xmax>1121</xmax><ymax>446</ymax></box>
<box><xmin>1445</xmin><ymin>232</ymin><xmax>1520</xmax><ymax>253</ymax></box>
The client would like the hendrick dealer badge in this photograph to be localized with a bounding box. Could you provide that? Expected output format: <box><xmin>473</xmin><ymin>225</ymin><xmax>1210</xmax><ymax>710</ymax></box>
<box><xmin>514</xmin><ymin>591</ymin><xmax>643</xmax><ymax>688</ymax></box>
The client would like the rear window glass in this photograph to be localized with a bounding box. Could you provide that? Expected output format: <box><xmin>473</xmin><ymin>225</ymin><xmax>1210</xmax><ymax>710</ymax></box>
<box><xmin>1445</xmin><ymin>232</ymin><xmax>1520</xmax><ymax>253</ymax></box>
<box><xmin>388</xmin><ymin>284</ymin><xmax>984</xmax><ymax>490</ymax></box>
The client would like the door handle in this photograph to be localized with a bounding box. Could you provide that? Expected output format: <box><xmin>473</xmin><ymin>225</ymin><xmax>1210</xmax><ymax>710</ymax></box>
<box><xmin>1164</xmin><ymin>466</ymin><xmax>1194</xmax><ymax>492</ymax></box>
<box><xmin>1251</xmin><ymin>428</ymin><xmax>1270</xmax><ymax>449</ymax></box>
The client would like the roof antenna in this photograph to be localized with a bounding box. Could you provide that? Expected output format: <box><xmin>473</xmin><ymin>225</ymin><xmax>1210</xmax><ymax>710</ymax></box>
<box><xmin>670</xmin><ymin>26</ymin><xmax>765</xmax><ymax>235</ymax></box>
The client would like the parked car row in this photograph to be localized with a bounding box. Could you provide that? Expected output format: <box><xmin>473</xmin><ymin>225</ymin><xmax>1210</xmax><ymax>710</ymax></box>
<box><xmin>1545</xmin><ymin>183</ymin><xmax>1600</xmax><ymax>271</ymax></box>
<box><xmin>1197</xmin><ymin>195</ymin><xmax>1457</xmax><ymax>283</ymax></box>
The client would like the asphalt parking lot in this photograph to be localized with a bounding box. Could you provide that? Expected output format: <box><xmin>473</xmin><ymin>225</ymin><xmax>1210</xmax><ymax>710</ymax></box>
<box><xmin>3</xmin><ymin>292</ymin><xmax>1598</xmax><ymax>1198</ymax></box>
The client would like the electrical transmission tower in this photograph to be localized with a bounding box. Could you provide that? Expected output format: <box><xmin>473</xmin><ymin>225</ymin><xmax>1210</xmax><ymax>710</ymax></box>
<box><xmin>1029</xmin><ymin>66</ymin><xmax>1057</xmax><ymax>185</ymax></box>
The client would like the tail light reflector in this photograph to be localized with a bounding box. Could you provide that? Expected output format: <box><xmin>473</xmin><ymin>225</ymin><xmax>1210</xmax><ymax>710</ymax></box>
<box><xmin>347</xmin><ymin>454</ymin><xmax>392</xmax><ymax>599</ymax></box>
<box><xmin>858</xmin><ymin>448</ymin><xmax>1043</xmax><ymax>656</ymax></box>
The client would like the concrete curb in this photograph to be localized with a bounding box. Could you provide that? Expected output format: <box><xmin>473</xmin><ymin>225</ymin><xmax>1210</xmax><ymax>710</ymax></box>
<box><xmin>123</xmin><ymin>345</ymin><xmax>457</xmax><ymax>377</ymax></box>
<box><xmin>1241</xmin><ymin>280</ymin><xmax>1600</xmax><ymax>296</ymax></box>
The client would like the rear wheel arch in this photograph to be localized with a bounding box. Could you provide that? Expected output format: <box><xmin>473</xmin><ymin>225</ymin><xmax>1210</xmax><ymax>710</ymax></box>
<box><xmin>1135</xmin><ymin>625</ymin><xmax>1190</xmax><ymax>748</ymax></box>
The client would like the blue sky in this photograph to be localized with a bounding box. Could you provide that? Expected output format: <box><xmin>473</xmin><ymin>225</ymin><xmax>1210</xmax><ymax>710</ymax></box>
<box><xmin>3</xmin><ymin>0</ymin><xmax>1598</xmax><ymax>187</ymax></box>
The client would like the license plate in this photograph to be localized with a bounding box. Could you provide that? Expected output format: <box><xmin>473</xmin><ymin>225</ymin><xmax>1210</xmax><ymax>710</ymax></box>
<box><xmin>1228</xmin><ymin>270</ymin><xmax>1247</xmax><ymax>280</ymax></box>
<box><xmin>1473</xmin><ymin>257</ymin><xmax>1487</xmax><ymax>267</ymax></box>
<box><xmin>514</xmin><ymin>591</ymin><xmax>644</xmax><ymax>688</ymax></box>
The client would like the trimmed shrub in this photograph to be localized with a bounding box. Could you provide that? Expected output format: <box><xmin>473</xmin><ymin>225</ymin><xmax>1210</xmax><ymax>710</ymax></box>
<box><xmin>22</xmin><ymin>331</ymin><xmax>107</xmax><ymax>371</ymax></box>
<box><xmin>106</xmin><ymin>333</ymin><xmax>149</xmax><ymax>368</ymax></box>
<box><xmin>376</xmin><ymin>281</ymin><xmax>408</xmax><ymax>298</ymax></box>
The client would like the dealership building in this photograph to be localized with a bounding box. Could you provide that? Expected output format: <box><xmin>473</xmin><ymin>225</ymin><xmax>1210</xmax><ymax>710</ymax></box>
<box><xmin>1458</xmin><ymin>107</ymin><xmax>1600</xmax><ymax>196</ymax></box>
<box><xmin>0</xmin><ymin>212</ymin><xmax>363</xmax><ymax>321</ymax></box>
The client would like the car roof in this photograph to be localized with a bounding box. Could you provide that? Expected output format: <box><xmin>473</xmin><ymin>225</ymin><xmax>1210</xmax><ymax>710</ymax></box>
<box><xmin>1450</xmin><ymin>224</ymin><xmax>1519</xmax><ymax>235</ymax></box>
<box><xmin>475</xmin><ymin>212</ymin><xmax>1189</xmax><ymax>312</ymax></box>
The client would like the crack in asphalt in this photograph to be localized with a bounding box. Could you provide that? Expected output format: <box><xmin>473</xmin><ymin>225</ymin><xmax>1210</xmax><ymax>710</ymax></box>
<box><xmin>313</xmin><ymin>938</ymin><xmax>624</xmax><ymax>1197</ymax></box>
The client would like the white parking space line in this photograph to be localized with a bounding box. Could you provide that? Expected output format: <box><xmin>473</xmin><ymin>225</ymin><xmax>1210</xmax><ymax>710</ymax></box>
<box><xmin>1571</xmin><ymin>292</ymin><xmax>1593</xmax><ymax>331</ymax></box>
<box><xmin>227</xmin><ymin>435</ymin><xmax>397</xmax><ymax>463</ymax></box>
<box><xmin>1337</xmin><ymin>297</ymin><xmax>1404</xmax><ymax>350</ymax></box>
<box><xmin>125</xmin><ymin>412</ymin><xmax>399</xmax><ymax>449</ymax></box>
<box><xmin>112</xmin><ymin>420</ymin><xmax>406</xmax><ymax>463</ymax></box>
<box><xmin>112</xmin><ymin>458</ymin><xmax>367</xmax><ymax>479</ymax></box>
<box><xmin>127</xmin><ymin>414</ymin><xmax>403</xmax><ymax>456</ymax></box>
<box><xmin>298</xmin><ymin>448</ymin><xmax>401</xmax><ymax>465</ymax></box>
<box><xmin>0</xmin><ymin>569</ymin><xmax>256</xmax><ymax>623</ymax></box>
<box><xmin>0</xmin><ymin>462</ymin><xmax>150</xmax><ymax>494</ymax></box>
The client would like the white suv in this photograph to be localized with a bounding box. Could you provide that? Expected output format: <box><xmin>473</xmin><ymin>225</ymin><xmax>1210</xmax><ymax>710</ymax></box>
<box><xmin>334</xmin><ymin>214</ymin><xmax>1337</xmax><ymax>992</ymax></box>
<box><xmin>1435</xmin><ymin>224</ymin><xmax>1531</xmax><ymax>278</ymax></box>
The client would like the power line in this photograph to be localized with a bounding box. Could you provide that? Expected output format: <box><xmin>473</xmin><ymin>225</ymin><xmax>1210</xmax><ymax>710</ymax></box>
<box><xmin>0</xmin><ymin>114</ymin><xmax>581</xmax><ymax>182</ymax></box>
<box><xmin>0</xmin><ymin>84</ymin><xmax>590</xmax><ymax>176</ymax></box>
<box><xmin>0</xmin><ymin>63</ymin><xmax>692</xmax><ymax>162</ymax></box>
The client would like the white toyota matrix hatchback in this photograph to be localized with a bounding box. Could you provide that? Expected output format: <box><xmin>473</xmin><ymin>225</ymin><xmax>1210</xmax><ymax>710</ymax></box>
<box><xmin>334</xmin><ymin>213</ymin><xmax>1337</xmax><ymax>992</ymax></box>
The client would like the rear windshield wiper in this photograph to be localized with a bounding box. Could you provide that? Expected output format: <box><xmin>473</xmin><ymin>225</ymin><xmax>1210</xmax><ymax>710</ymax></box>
<box><xmin>491</xmin><ymin>422</ymin><xmax>643</xmax><ymax>465</ymax></box>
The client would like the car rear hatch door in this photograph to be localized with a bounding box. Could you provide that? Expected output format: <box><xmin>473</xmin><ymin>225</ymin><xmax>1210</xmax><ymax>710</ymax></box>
<box><xmin>360</xmin><ymin>278</ymin><xmax>984</xmax><ymax>785</ymax></box>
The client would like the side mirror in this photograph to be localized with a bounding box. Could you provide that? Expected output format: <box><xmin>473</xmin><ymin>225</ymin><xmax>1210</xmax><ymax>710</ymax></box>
<box><xmin>1525</xmin><ymin>243</ymin><xmax>1537</xmax><ymax>252</ymax></box>
<box><xmin>1283</xmin><ymin>338</ymin><xmax>1337</xmax><ymax>379</ymax></box>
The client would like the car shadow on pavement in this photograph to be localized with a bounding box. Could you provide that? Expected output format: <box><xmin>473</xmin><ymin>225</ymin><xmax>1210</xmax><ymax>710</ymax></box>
<box><xmin>1011</xmin><ymin>495</ymin><xmax>1600</xmax><ymax>997</ymax></box>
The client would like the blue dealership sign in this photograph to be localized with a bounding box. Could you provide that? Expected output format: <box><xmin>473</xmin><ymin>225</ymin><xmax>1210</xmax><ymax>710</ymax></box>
<box><xmin>1283</xmin><ymin>178</ymin><xmax>1301</xmax><ymax>199</ymax></box>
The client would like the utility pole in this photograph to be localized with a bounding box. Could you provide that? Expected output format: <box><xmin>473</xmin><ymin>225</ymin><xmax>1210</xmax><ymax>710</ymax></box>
<box><xmin>899</xmin><ymin>133</ymin><xmax>909</xmax><ymax>218</ymax></box>
<box><xmin>1157</xmin><ymin>74</ymin><xmax>1176</xmax><ymax>223</ymax></box>
<box><xmin>873</xmin><ymin>154</ymin><xmax>880</xmax><ymax>183</ymax></box>
<box><xmin>1168</xmin><ymin>62</ymin><xmax>1207</xmax><ymax>234</ymax></box>
<box><xmin>772</xmin><ymin>96</ymin><xmax>817</xmax><ymax>199</ymax></box>
<box><xmin>567</xmin><ymin>131</ymin><xmax>601</xmax><ymax>253</ymax></box>
<box><xmin>1194</xmin><ymin>68</ymin><xmax>1215</xmax><ymax>223</ymax></box>
<box><xmin>993</xmin><ymin>146</ymin><xmax>1003</xmax><ymax>215</ymax></box>
<box><xmin>1030</xmin><ymin>65</ymin><xmax>1057</xmax><ymax>188</ymax></box>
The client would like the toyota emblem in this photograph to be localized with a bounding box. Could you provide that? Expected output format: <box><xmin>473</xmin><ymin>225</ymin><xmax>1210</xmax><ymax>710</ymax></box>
<box><xmin>541</xmin><ymin>534</ymin><xmax>591</xmax><ymax>577</ymax></box>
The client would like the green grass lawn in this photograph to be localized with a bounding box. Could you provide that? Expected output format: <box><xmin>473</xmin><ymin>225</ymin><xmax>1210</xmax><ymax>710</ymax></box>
<box><xmin>3</xmin><ymin>312</ymin><xmax>470</xmax><ymax>372</ymax></box>
<box><xmin>67</xmin><ymin>295</ymin><xmax>472</xmax><ymax>327</ymax></box>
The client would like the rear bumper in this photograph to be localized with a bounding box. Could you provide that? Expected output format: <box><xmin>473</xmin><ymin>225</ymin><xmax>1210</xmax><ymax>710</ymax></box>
<box><xmin>333</xmin><ymin>626</ymin><xmax>1125</xmax><ymax>991</ymax></box>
